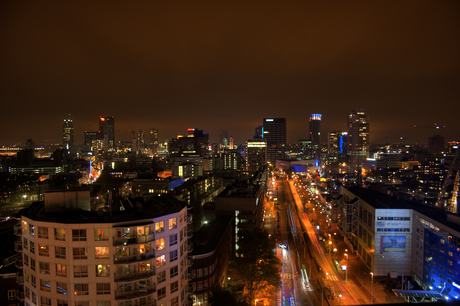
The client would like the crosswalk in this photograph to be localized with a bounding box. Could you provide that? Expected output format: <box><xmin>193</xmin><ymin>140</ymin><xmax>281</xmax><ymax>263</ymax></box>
<box><xmin>326</xmin><ymin>274</ymin><xmax>339</xmax><ymax>281</ymax></box>
<box><xmin>282</xmin><ymin>273</ymin><xmax>293</xmax><ymax>279</ymax></box>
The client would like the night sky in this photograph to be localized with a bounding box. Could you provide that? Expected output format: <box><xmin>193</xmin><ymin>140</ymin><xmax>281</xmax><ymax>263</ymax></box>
<box><xmin>1</xmin><ymin>1</ymin><xmax>459</xmax><ymax>146</ymax></box>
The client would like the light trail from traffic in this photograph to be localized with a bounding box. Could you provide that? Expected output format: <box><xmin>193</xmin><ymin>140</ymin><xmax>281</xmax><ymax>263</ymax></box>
<box><xmin>289</xmin><ymin>180</ymin><xmax>361</xmax><ymax>305</ymax></box>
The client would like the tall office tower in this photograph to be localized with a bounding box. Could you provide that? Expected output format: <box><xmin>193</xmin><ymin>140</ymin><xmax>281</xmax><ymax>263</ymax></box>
<box><xmin>328</xmin><ymin>131</ymin><xmax>348</xmax><ymax>163</ymax></box>
<box><xmin>99</xmin><ymin>116</ymin><xmax>115</xmax><ymax>150</ymax></box>
<box><xmin>219</xmin><ymin>130</ymin><xmax>229</xmax><ymax>150</ymax></box>
<box><xmin>254</xmin><ymin>126</ymin><xmax>263</xmax><ymax>139</ymax></box>
<box><xmin>14</xmin><ymin>190</ymin><xmax>191</xmax><ymax>306</ymax></box>
<box><xmin>150</xmin><ymin>128</ymin><xmax>159</xmax><ymax>154</ymax></box>
<box><xmin>347</xmin><ymin>108</ymin><xmax>369</xmax><ymax>170</ymax></box>
<box><xmin>63</xmin><ymin>118</ymin><xmax>74</xmax><ymax>150</ymax></box>
<box><xmin>229</xmin><ymin>136</ymin><xmax>234</xmax><ymax>150</ymax></box>
<box><xmin>246</xmin><ymin>139</ymin><xmax>267</xmax><ymax>171</ymax></box>
<box><xmin>137</xmin><ymin>130</ymin><xmax>145</xmax><ymax>149</ymax></box>
<box><xmin>309</xmin><ymin>114</ymin><xmax>322</xmax><ymax>160</ymax></box>
<box><xmin>263</xmin><ymin>118</ymin><xmax>286</xmax><ymax>165</ymax></box>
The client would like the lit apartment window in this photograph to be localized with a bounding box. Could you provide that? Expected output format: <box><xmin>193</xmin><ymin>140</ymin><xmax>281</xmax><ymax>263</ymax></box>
<box><xmin>156</xmin><ymin>255</ymin><xmax>166</xmax><ymax>268</ymax></box>
<box><xmin>40</xmin><ymin>279</ymin><xmax>51</xmax><ymax>292</ymax></box>
<box><xmin>38</xmin><ymin>227</ymin><xmax>48</xmax><ymax>239</ymax></box>
<box><xmin>156</xmin><ymin>238</ymin><xmax>165</xmax><ymax>250</ymax></box>
<box><xmin>155</xmin><ymin>221</ymin><xmax>165</xmax><ymax>233</ymax></box>
<box><xmin>73</xmin><ymin>247</ymin><xmax>88</xmax><ymax>259</ymax></box>
<box><xmin>74</xmin><ymin>266</ymin><xmax>88</xmax><ymax>278</ymax></box>
<box><xmin>55</xmin><ymin>228</ymin><xmax>65</xmax><ymax>241</ymax></box>
<box><xmin>95</xmin><ymin>228</ymin><xmax>109</xmax><ymax>241</ymax></box>
<box><xmin>29</xmin><ymin>223</ymin><xmax>35</xmax><ymax>236</ymax></box>
<box><xmin>56</xmin><ymin>263</ymin><xmax>67</xmax><ymax>276</ymax></box>
<box><xmin>72</xmin><ymin>229</ymin><xmax>87</xmax><ymax>241</ymax></box>
<box><xmin>39</xmin><ymin>261</ymin><xmax>50</xmax><ymax>274</ymax></box>
<box><xmin>96</xmin><ymin>264</ymin><xmax>110</xmax><ymax>277</ymax></box>
<box><xmin>169</xmin><ymin>217</ymin><xmax>177</xmax><ymax>230</ymax></box>
<box><xmin>96</xmin><ymin>283</ymin><xmax>110</xmax><ymax>295</ymax></box>
<box><xmin>74</xmin><ymin>283</ymin><xmax>89</xmax><ymax>295</ymax></box>
<box><xmin>39</xmin><ymin>244</ymin><xmax>49</xmax><ymax>257</ymax></box>
<box><xmin>55</xmin><ymin>246</ymin><xmax>66</xmax><ymax>259</ymax></box>
<box><xmin>95</xmin><ymin>247</ymin><xmax>109</xmax><ymax>259</ymax></box>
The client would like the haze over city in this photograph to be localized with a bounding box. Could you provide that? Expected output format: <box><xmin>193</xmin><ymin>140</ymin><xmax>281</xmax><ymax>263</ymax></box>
<box><xmin>1</xmin><ymin>1</ymin><xmax>459</xmax><ymax>146</ymax></box>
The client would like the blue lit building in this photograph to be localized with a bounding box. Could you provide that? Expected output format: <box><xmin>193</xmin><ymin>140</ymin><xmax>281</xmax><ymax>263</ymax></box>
<box><xmin>340</xmin><ymin>186</ymin><xmax>460</xmax><ymax>301</ymax></box>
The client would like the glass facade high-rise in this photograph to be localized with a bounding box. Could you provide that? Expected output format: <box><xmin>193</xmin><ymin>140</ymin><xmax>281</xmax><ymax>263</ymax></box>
<box><xmin>62</xmin><ymin>118</ymin><xmax>74</xmax><ymax>150</ymax></box>
<box><xmin>347</xmin><ymin>108</ymin><xmax>369</xmax><ymax>170</ymax></box>
<box><xmin>328</xmin><ymin>131</ymin><xmax>348</xmax><ymax>163</ymax></box>
<box><xmin>99</xmin><ymin>116</ymin><xmax>115</xmax><ymax>150</ymax></box>
<box><xmin>263</xmin><ymin>118</ymin><xmax>286</xmax><ymax>165</ymax></box>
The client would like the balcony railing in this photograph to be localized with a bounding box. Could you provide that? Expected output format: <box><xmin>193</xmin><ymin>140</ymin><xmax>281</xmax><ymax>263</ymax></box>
<box><xmin>15</xmin><ymin>258</ymin><xmax>23</xmax><ymax>268</ymax></box>
<box><xmin>115</xmin><ymin>285</ymin><xmax>156</xmax><ymax>300</ymax></box>
<box><xmin>16</xmin><ymin>272</ymin><xmax>24</xmax><ymax>285</ymax></box>
<box><xmin>187</xmin><ymin>241</ymin><xmax>193</xmax><ymax>253</ymax></box>
<box><xmin>114</xmin><ymin>269</ymin><xmax>156</xmax><ymax>282</ymax></box>
<box><xmin>14</xmin><ymin>240</ymin><xmax>22</xmax><ymax>252</ymax></box>
<box><xmin>114</xmin><ymin>251</ymin><xmax>155</xmax><ymax>264</ymax></box>
<box><xmin>187</xmin><ymin>228</ymin><xmax>193</xmax><ymax>238</ymax></box>
<box><xmin>14</xmin><ymin>224</ymin><xmax>22</xmax><ymax>236</ymax></box>
<box><xmin>113</xmin><ymin>233</ymin><xmax>155</xmax><ymax>246</ymax></box>
<box><xmin>17</xmin><ymin>289</ymin><xmax>24</xmax><ymax>301</ymax></box>
<box><xmin>187</xmin><ymin>215</ymin><xmax>193</xmax><ymax>225</ymax></box>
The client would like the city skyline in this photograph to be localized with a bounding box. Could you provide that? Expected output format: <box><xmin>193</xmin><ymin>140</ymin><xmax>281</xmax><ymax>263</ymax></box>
<box><xmin>1</xmin><ymin>1</ymin><xmax>459</xmax><ymax>146</ymax></box>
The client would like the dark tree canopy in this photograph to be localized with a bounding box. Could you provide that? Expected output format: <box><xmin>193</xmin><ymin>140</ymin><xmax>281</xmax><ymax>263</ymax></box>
<box><xmin>233</xmin><ymin>229</ymin><xmax>282</xmax><ymax>303</ymax></box>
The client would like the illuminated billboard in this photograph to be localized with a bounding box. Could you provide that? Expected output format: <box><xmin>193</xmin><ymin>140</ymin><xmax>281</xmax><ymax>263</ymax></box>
<box><xmin>381</xmin><ymin>236</ymin><xmax>406</xmax><ymax>253</ymax></box>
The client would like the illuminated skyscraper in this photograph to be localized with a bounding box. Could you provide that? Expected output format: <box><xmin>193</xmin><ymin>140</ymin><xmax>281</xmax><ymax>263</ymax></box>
<box><xmin>347</xmin><ymin>108</ymin><xmax>369</xmax><ymax>170</ymax></box>
<box><xmin>309</xmin><ymin>114</ymin><xmax>322</xmax><ymax>160</ymax></box>
<box><xmin>62</xmin><ymin>117</ymin><xmax>74</xmax><ymax>150</ymax></box>
<box><xmin>328</xmin><ymin>131</ymin><xmax>348</xmax><ymax>163</ymax></box>
<box><xmin>246</xmin><ymin>138</ymin><xmax>267</xmax><ymax>171</ymax></box>
<box><xmin>263</xmin><ymin>118</ymin><xmax>286</xmax><ymax>165</ymax></box>
<box><xmin>99</xmin><ymin>116</ymin><xmax>115</xmax><ymax>150</ymax></box>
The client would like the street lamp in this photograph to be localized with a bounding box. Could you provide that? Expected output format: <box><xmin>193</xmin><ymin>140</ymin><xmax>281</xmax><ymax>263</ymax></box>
<box><xmin>370</xmin><ymin>272</ymin><xmax>374</xmax><ymax>304</ymax></box>
<box><xmin>328</xmin><ymin>240</ymin><xmax>332</xmax><ymax>258</ymax></box>
<box><xmin>344</xmin><ymin>253</ymin><xmax>348</xmax><ymax>283</ymax></box>
<box><xmin>339</xmin><ymin>294</ymin><xmax>342</xmax><ymax>306</ymax></box>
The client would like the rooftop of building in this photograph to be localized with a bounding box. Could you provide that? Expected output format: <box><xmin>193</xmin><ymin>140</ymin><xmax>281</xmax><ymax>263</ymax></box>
<box><xmin>16</xmin><ymin>194</ymin><xmax>187</xmax><ymax>224</ymax></box>
<box><xmin>217</xmin><ymin>167</ymin><xmax>267</xmax><ymax>199</ymax></box>
<box><xmin>190</xmin><ymin>215</ymin><xmax>232</xmax><ymax>256</ymax></box>
<box><xmin>346</xmin><ymin>186</ymin><xmax>460</xmax><ymax>233</ymax></box>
